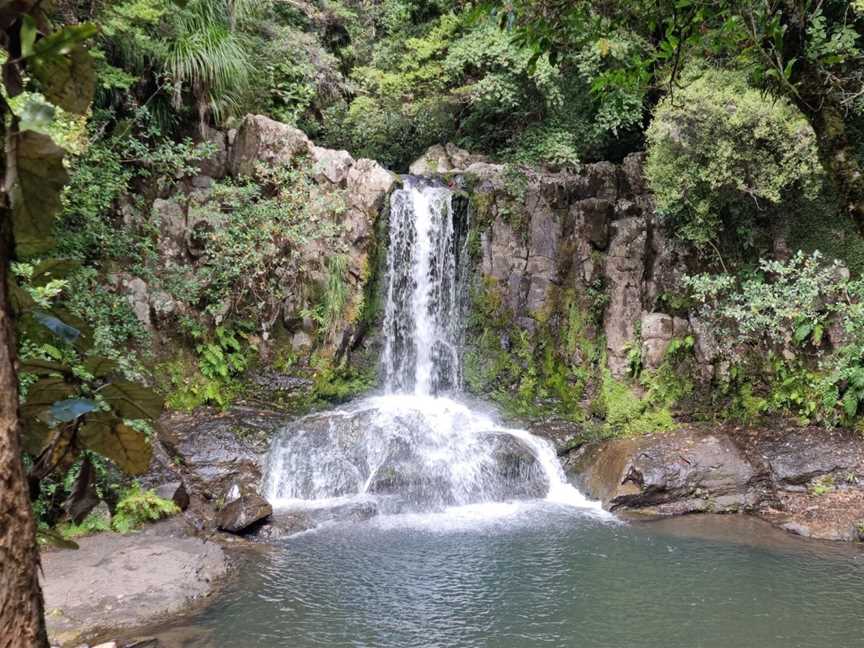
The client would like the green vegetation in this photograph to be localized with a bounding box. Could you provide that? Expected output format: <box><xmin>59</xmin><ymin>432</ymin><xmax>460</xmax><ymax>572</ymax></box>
<box><xmin>688</xmin><ymin>252</ymin><xmax>864</xmax><ymax>426</ymax></box>
<box><xmin>645</xmin><ymin>67</ymin><xmax>822</xmax><ymax>250</ymax></box>
<box><xmin>54</xmin><ymin>484</ymin><xmax>179</xmax><ymax>540</ymax></box>
<box><xmin>464</xmin><ymin>279</ymin><xmax>599</xmax><ymax>422</ymax></box>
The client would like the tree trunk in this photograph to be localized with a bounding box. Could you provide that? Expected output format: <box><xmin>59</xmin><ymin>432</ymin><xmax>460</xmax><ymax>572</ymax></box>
<box><xmin>0</xmin><ymin>134</ymin><xmax>49</xmax><ymax>648</ymax></box>
<box><xmin>807</xmin><ymin>102</ymin><xmax>864</xmax><ymax>230</ymax></box>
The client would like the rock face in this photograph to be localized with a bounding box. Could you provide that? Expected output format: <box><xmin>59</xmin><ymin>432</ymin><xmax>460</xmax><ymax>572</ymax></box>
<box><xmin>144</xmin><ymin>408</ymin><xmax>284</xmax><ymax>529</ymax></box>
<box><xmin>123</xmin><ymin>114</ymin><xmax>397</xmax><ymax>368</ymax></box>
<box><xmin>566</xmin><ymin>423</ymin><xmax>864</xmax><ymax>541</ymax></box>
<box><xmin>461</xmin><ymin>152</ymin><xmax>689</xmax><ymax>379</ymax></box>
<box><xmin>570</xmin><ymin>428</ymin><xmax>768</xmax><ymax>515</ymax></box>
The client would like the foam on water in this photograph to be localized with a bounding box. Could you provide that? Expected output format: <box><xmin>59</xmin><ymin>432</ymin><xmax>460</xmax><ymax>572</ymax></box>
<box><xmin>263</xmin><ymin>179</ymin><xmax>605</xmax><ymax>523</ymax></box>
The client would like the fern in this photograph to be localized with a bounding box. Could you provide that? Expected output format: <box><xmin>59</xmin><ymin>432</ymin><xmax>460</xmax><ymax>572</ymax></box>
<box><xmin>111</xmin><ymin>484</ymin><xmax>179</xmax><ymax>533</ymax></box>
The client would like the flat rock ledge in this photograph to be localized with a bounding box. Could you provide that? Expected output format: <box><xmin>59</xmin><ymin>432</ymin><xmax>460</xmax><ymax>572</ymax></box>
<box><xmin>42</xmin><ymin>518</ymin><xmax>228</xmax><ymax>647</ymax></box>
<box><xmin>563</xmin><ymin>423</ymin><xmax>864</xmax><ymax>542</ymax></box>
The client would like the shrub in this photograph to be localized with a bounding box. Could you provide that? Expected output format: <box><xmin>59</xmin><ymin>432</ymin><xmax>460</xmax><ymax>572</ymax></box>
<box><xmin>645</xmin><ymin>67</ymin><xmax>822</xmax><ymax>248</ymax></box>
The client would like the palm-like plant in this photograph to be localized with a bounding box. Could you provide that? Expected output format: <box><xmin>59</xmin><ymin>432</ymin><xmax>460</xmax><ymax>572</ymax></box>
<box><xmin>165</xmin><ymin>0</ymin><xmax>262</xmax><ymax>129</ymax></box>
<box><xmin>101</xmin><ymin>0</ymin><xmax>267</xmax><ymax>129</ymax></box>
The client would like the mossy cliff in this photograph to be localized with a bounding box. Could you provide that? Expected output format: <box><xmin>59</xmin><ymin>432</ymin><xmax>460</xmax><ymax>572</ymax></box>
<box><xmin>104</xmin><ymin>115</ymin><xmax>397</xmax><ymax>413</ymax></box>
<box><xmin>411</xmin><ymin>142</ymin><xmax>863</xmax><ymax>441</ymax></box>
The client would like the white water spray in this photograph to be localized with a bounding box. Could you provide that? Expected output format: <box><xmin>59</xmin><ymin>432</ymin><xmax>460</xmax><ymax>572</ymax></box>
<box><xmin>264</xmin><ymin>178</ymin><xmax>603</xmax><ymax>518</ymax></box>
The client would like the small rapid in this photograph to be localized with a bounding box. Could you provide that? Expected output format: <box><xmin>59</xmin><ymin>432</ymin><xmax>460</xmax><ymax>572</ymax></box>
<box><xmin>263</xmin><ymin>393</ymin><xmax>602</xmax><ymax>517</ymax></box>
<box><xmin>264</xmin><ymin>177</ymin><xmax>602</xmax><ymax>520</ymax></box>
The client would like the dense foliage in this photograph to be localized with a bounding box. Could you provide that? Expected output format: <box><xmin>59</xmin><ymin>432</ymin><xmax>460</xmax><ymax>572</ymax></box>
<box><xmin>1</xmin><ymin>0</ymin><xmax>859</xmax><ymax>540</ymax></box>
<box><xmin>645</xmin><ymin>67</ymin><xmax>822</xmax><ymax>249</ymax></box>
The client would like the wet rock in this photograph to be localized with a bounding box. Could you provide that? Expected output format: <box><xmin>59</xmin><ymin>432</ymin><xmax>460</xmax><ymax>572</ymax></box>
<box><xmin>157</xmin><ymin>408</ymin><xmax>284</xmax><ymax>501</ymax></box>
<box><xmin>781</xmin><ymin>522</ymin><xmax>812</xmax><ymax>538</ymax></box>
<box><xmin>488</xmin><ymin>434</ymin><xmax>550</xmax><ymax>499</ymax></box>
<box><xmin>217</xmin><ymin>494</ymin><xmax>273</xmax><ymax>534</ymax></box>
<box><xmin>252</xmin><ymin>511</ymin><xmax>316</xmax><ymax>540</ymax></box>
<box><xmin>571</xmin><ymin>428</ymin><xmax>768</xmax><ymax>514</ymax></box>
<box><xmin>529</xmin><ymin>420</ymin><xmax>584</xmax><ymax>457</ymax></box>
<box><xmin>307</xmin><ymin>501</ymin><xmax>378</xmax><ymax>525</ymax></box>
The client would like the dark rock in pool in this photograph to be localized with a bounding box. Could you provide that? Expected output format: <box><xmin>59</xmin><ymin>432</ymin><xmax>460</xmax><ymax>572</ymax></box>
<box><xmin>570</xmin><ymin>428</ymin><xmax>770</xmax><ymax>515</ymax></box>
<box><xmin>252</xmin><ymin>511</ymin><xmax>316</xmax><ymax>540</ymax></box>
<box><xmin>217</xmin><ymin>494</ymin><xmax>273</xmax><ymax>534</ymax></box>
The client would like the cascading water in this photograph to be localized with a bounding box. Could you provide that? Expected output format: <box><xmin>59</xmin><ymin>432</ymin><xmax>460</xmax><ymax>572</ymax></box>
<box><xmin>264</xmin><ymin>177</ymin><xmax>600</xmax><ymax>517</ymax></box>
<box><xmin>381</xmin><ymin>177</ymin><xmax>466</xmax><ymax>394</ymax></box>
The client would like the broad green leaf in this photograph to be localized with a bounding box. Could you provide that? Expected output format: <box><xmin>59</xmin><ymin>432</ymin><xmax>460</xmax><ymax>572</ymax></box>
<box><xmin>21</xmin><ymin>419</ymin><xmax>53</xmax><ymax>455</ymax></box>
<box><xmin>19</xmin><ymin>358</ymin><xmax>68</xmax><ymax>376</ymax></box>
<box><xmin>8</xmin><ymin>131</ymin><xmax>68</xmax><ymax>256</ymax></box>
<box><xmin>50</xmin><ymin>398</ymin><xmax>98</xmax><ymax>423</ymax></box>
<box><xmin>78</xmin><ymin>413</ymin><xmax>152</xmax><ymax>474</ymax></box>
<box><xmin>29</xmin><ymin>24</ymin><xmax>98</xmax><ymax>114</ymax></box>
<box><xmin>21</xmin><ymin>377</ymin><xmax>75</xmax><ymax>453</ymax></box>
<box><xmin>842</xmin><ymin>390</ymin><xmax>859</xmax><ymax>418</ymax></box>
<box><xmin>35</xmin><ymin>312</ymin><xmax>80</xmax><ymax>343</ymax></box>
<box><xmin>83</xmin><ymin>356</ymin><xmax>118</xmax><ymax>378</ymax></box>
<box><xmin>100</xmin><ymin>381</ymin><xmax>164</xmax><ymax>420</ymax></box>
<box><xmin>793</xmin><ymin>321</ymin><xmax>812</xmax><ymax>344</ymax></box>
<box><xmin>22</xmin><ymin>377</ymin><xmax>75</xmax><ymax>419</ymax></box>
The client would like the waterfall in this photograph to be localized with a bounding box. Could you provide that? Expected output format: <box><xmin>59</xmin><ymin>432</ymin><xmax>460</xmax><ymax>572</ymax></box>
<box><xmin>381</xmin><ymin>177</ymin><xmax>466</xmax><ymax>395</ymax></box>
<box><xmin>263</xmin><ymin>177</ymin><xmax>601</xmax><ymax>518</ymax></box>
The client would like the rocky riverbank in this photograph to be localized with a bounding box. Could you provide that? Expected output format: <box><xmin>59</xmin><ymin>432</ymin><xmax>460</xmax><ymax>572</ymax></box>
<box><xmin>556</xmin><ymin>422</ymin><xmax>864</xmax><ymax>542</ymax></box>
<box><xmin>42</xmin><ymin>518</ymin><xmax>229</xmax><ymax>647</ymax></box>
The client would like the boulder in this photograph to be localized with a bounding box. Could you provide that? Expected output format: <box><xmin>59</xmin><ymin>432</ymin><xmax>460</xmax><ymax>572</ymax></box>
<box><xmin>571</xmin><ymin>428</ymin><xmax>769</xmax><ymax>515</ymax></box>
<box><xmin>346</xmin><ymin>158</ymin><xmax>397</xmax><ymax>214</ymax></box>
<box><xmin>252</xmin><ymin>510</ymin><xmax>316</xmax><ymax>541</ymax></box>
<box><xmin>229</xmin><ymin>114</ymin><xmax>312</xmax><ymax>177</ymax></box>
<box><xmin>153</xmin><ymin>481</ymin><xmax>190</xmax><ymax>511</ymax></box>
<box><xmin>310</xmin><ymin>146</ymin><xmax>354</xmax><ymax>185</ymax></box>
<box><xmin>153</xmin><ymin>198</ymin><xmax>186</xmax><ymax>261</ymax></box>
<box><xmin>217</xmin><ymin>494</ymin><xmax>273</xmax><ymax>534</ymax></box>
<box><xmin>409</xmin><ymin>143</ymin><xmax>489</xmax><ymax>176</ymax></box>
<box><xmin>751</xmin><ymin>427</ymin><xmax>864</xmax><ymax>487</ymax></box>
<box><xmin>197</xmin><ymin>125</ymin><xmax>229</xmax><ymax>179</ymax></box>
<box><xmin>157</xmin><ymin>408</ymin><xmax>284</xmax><ymax>500</ymax></box>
